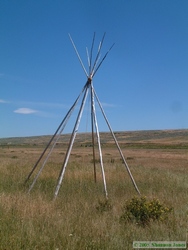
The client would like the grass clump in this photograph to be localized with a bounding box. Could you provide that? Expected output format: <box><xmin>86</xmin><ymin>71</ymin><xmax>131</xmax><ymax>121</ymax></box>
<box><xmin>120</xmin><ymin>196</ymin><xmax>173</xmax><ymax>226</ymax></box>
<box><xmin>96</xmin><ymin>199</ymin><xmax>113</xmax><ymax>213</ymax></box>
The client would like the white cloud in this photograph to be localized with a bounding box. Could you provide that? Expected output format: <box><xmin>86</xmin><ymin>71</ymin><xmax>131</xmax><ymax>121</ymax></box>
<box><xmin>0</xmin><ymin>99</ymin><xmax>9</xmax><ymax>103</ymax></box>
<box><xmin>21</xmin><ymin>101</ymin><xmax>68</xmax><ymax>109</ymax></box>
<box><xmin>101</xmin><ymin>102</ymin><xmax>117</xmax><ymax>108</ymax></box>
<box><xmin>14</xmin><ymin>108</ymin><xmax>38</xmax><ymax>114</ymax></box>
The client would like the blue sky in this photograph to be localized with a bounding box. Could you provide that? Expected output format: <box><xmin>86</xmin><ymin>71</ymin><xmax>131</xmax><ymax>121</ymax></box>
<box><xmin>0</xmin><ymin>0</ymin><xmax>188</xmax><ymax>138</ymax></box>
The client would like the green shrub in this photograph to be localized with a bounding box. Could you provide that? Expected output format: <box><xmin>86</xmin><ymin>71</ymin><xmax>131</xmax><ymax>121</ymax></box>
<box><xmin>120</xmin><ymin>196</ymin><xmax>173</xmax><ymax>226</ymax></box>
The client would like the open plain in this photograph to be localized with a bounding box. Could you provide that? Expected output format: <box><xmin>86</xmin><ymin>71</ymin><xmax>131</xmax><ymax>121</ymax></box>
<box><xmin>0</xmin><ymin>129</ymin><xmax>187</xmax><ymax>249</ymax></box>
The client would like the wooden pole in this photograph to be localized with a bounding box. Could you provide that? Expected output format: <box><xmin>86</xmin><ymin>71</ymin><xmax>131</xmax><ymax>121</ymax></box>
<box><xmin>90</xmin><ymin>81</ymin><xmax>97</xmax><ymax>183</ymax></box>
<box><xmin>69</xmin><ymin>34</ymin><xmax>88</xmax><ymax>77</ymax></box>
<box><xmin>25</xmin><ymin>89</ymin><xmax>84</xmax><ymax>184</ymax></box>
<box><xmin>54</xmin><ymin>82</ymin><xmax>90</xmax><ymax>198</ymax></box>
<box><xmin>91</xmin><ymin>84</ymin><xmax>108</xmax><ymax>199</ymax></box>
<box><xmin>90</xmin><ymin>33</ymin><xmax>106</xmax><ymax>77</ymax></box>
<box><xmin>94</xmin><ymin>89</ymin><xmax>141</xmax><ymax>195</ymax></box>
<box><xmin>89</xmin><ymin>32</ymin><xmax>95</xmax><ymax>74</ymax></box>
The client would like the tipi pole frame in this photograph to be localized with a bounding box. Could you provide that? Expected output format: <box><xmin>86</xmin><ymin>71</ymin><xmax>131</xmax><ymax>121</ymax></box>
<box><xmin>93</xmin><ymin>89</ymin><xmax>141</xmax><ymax>195</ymax></box>
<box><xmin>25</xmin><ymin>33</ymin><xmax>140</xmax><ymax>198</ymax></box>
<box><xmin>25</xmin><ymin>85</ymin><xmax>86</xmax><ymax>184</ymax></box>
<box><xmin>54</xmin><ymin>82</ymin><xmax>90</xmax><ymax>198</ymax></box>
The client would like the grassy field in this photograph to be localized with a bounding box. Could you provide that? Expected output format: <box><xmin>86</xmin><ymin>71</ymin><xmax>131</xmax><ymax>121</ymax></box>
<box><xmin>0</xmin><ymin>130</ymin><xmax>187</xmax><ymax>249</ymax></box>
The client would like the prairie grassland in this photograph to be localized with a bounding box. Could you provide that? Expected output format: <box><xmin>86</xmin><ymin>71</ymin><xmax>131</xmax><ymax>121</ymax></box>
<box><xmin>0</xmin><ymin>130</ymin><xmax>188</xmax><ymax>249</ymax></box>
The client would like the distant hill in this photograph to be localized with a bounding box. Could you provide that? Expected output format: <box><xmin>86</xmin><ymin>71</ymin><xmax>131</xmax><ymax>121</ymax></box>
<box><xmin>0</xmin><ymin>129</ymin><xmax>187</xmax><ymax>149</ymax></box>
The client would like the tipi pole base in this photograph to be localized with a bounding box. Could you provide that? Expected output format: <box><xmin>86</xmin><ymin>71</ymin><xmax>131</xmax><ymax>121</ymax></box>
<box><xmin>94</xmin><ymin>89</ymin><xmax>141</xmax><ymax>195</ymax></box>
<box><xmin>25</xmin><ymin>84</ymin><xmax>86</xmax><ymax>186</ymax></box>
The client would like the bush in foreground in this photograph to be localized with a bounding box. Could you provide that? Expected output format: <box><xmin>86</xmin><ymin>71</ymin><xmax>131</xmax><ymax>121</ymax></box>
<box><xmin>120</xmin><ymin>196</ymin><xmax>173</xmax><ymax>226</ymax></box>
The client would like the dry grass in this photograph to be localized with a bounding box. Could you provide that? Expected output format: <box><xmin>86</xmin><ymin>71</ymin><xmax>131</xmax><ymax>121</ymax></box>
<box><xmin>0</xmin><ymin>130</ymin><xmax>188</xmax><ymax>249</ymax></box>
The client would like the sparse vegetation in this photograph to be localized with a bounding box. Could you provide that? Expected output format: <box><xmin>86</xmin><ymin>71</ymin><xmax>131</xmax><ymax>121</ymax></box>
<box><xmin>0</xmin><ymin>130</ymin><xmax>187</xmax><ymax>249</ymax></box>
